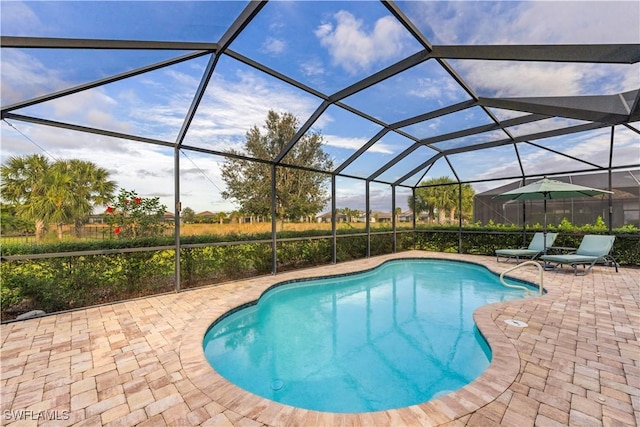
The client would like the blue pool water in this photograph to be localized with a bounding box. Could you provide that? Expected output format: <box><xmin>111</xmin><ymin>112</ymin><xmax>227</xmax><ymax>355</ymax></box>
<box><xmin>203</xmin><ymin>259</ymin><xmax>536</xmax><ymax>413</ymax></box>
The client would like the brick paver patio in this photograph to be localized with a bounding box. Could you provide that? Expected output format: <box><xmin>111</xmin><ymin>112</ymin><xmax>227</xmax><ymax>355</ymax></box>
<box><xmin>1</xmin><ymin>251</ymin><xmax>638</xmax><ymax>426</ymax></box>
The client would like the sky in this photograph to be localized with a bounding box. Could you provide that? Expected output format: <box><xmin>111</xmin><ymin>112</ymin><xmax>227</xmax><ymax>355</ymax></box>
<box><xmin>1</xmin><ymin>1</ymin><xmax>639</xmax><ymax>215</ymax></box>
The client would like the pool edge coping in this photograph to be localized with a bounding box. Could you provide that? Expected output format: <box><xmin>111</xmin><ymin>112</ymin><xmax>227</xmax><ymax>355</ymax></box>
<box><xmin>179</xmin><ymin>251</ymin><xmax>553</xmax><ymax>426</ymax></box>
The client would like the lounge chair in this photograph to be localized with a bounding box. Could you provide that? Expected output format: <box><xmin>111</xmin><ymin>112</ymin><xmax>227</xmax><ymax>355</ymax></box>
<box><xmin>496</xmin><ymin>232</ymin><xmax>558</xmax><ymax>263</ymax></box>
<box><xmin>540</xmin><ymin>234</ymin><xmax>618</xmax><ymax>276</ymax></box>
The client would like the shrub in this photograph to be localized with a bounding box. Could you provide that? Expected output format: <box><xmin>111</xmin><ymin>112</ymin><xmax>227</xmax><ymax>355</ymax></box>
<box><xmin>105</xmin><ymin>189</ymin><xmax>168</xmax><ymax>238</ymax></box>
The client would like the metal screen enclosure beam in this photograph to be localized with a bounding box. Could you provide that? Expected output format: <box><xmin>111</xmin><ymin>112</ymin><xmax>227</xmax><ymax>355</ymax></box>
<box><xmin>608</xmin><ymin>127</ymin><xmax>615</xmax><ymax>234</ymax></box>
<box><xmin>366</xmin><ymin>181</ymin><xmax>371</xmax><ymax>258</ymax></box>
<box><xmin>176</xmin><ymin>54</ymin><xmax>219</xmax><ymax>147</ymax></box>
<box><xmin>412</xmin><ymin>188</ymin><xmax>417</xmax><ymax>249</ymax></box>
<box><xmin>271</xmin><ymin>165</ymin><xmax>277</xmax><ymax>274</ymax></box>
<box><xmin>1</xmin><ymin>51</ymin><xmax>209</xmax><ymax>116</ymax></box>
<box><xmin>392</xmin><ymin>185</ymin><xmax>397</xmax><ymax>253</ymax></box>
<box><xmin>174</xmin><ymin>148</ymin><xmax>181</xmax><ymax>292</ymax></box>
<box><xmin>458</xmin><ymin>182</ymin><xmax>463</xmax><ymax>254</ymax></box>
<box><xmin>331</xmin><ymin>175</ymin><xmax>337</xmax><ymax>264</ymax></box>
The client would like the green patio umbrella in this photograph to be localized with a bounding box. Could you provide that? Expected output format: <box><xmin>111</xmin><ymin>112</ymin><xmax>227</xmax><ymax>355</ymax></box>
<box><xmin>494</xmin><ymin>177</ymin><xmax>613</xmax><ymax>252</ymax></box>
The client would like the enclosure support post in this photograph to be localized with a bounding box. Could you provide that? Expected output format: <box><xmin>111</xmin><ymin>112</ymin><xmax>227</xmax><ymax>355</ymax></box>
<box><xmin>458</xmin><ymin>182</ymin><xmax>463</xmax><ymax>254</ymax></box>
<box><xmin>522</xmin><ymin>177</ymin><xmax>527</xmax><ymax>247</ymax></box>
<box><xmin>366</xmin><ymin>180</ymin><xmax>371</xmax><ymax>258</ymax></box>
<box><xmin>271</xmin><ymin>165</ymin><xmax>277</xmax><ymax>274</ymax></box>
<box><xmin>391</xmin><ymin>185</ymin><xmax>397</xmax><ymax>253</ymax></box>
<box><xmin>412</xmin><ymin>187</ymin><xmax>417</xmax><ymax>250</ymax></box>
<box><xmin>174</xmin><ymin>147</ymin><xmax>181</xmax><ymax>292</ymax></box>
<box><xmin>331</xmin><ymin>174</ymin><xmax>337</xmax><ymax>264</ymax></box>
<box><xmin>608</xmin><ymin>126</ymin><xmax>614</xmax><ymax>234</ymax></box>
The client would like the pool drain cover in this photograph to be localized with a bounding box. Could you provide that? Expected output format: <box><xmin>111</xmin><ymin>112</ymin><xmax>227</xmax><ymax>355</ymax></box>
<box><xmin>271</xmin><ymin>380</ymin><xmax>284</xmax><ymax>390</ymax></box>
<box><xmin>504</xmin><ymin>319</ymin><xmax>528</xmax><ymax>327</ymax></box>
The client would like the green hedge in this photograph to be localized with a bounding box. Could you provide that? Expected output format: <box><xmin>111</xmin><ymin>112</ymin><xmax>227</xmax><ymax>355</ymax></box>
<box><xmin>1</xmin><ymin>227</ymin><xmax>638</xmax><ymax>321</ymax></box>
<box><xmin>1</xmin><ymin>250</ymin><xmax>175</xmax><ymax>317</ymax></box>
<box><xmin>412</xmin><ymin>228</ymin><xmax>638</xmax><ymax>266</ymax></box>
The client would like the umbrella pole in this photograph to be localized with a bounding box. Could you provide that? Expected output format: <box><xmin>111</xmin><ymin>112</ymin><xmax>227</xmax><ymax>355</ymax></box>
<box><xmin>543</xmin><ymin>197</ymin><xmax>548</xmax><ymax>255</ymax></box>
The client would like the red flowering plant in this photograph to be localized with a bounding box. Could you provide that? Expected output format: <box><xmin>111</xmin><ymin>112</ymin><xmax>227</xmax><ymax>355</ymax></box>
<box><xmin>104</xmin><ymin>188</ymin><xmax>168</xmax><ymax>238</ymax></box>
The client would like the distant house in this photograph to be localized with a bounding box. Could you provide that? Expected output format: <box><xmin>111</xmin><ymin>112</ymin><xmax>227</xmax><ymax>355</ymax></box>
<box><xmin>163</xmin><ymin>212</ymin><xmax>175</xmax><ymax>222</ymax></box>
<box><xmin>398</xmin><ymin>210</ymin><xmax>431</xmax><ymax>223</ymax></box>
<box><xmin>87</xmin><ymin>213</ymin><xmax>106</xmax><ymax>224</ymax></box>
<box><xmin>398</xmin><ymin>211</ymin><xmax>413</xmax><ymax>222</ymax></box>
<box><xmin>316</xmin><ymin>211</ymin><xmax>400</xmax><ymax>223</ymax></box>
<box><xmin>196</xmin><ymin>211</ymin><xmax>216</xmax><ymax>222</ymax></box>
<box><xmin>355</xmin><ymin>211</ymin><xmax>393</xmax><ymax>223</ymax></box>
<box><xmin>316</xmin><ymin>211</ymin><xmax>348</xmax><ymax>223</ymax></box>
<box><xmin>371</xmin><ymin>211</ymin><xmax>392</xmax><ymax>223</ymax></box>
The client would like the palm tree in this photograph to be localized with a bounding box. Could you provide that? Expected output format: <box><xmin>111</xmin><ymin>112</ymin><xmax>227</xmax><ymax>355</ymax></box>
<box><xmin>213</xmin><ymin>211</ymin><xmax>227</xmax><ymax>224</ymax></box>
<box><xmin>413</xmin><ymin>177</ymin><xmax>473</xmax><ymax>225</ymax></box>
<box><xmin>1</xmin><ymin>155</ymin><xmax>51</xmax><ymax>242</ymax></box>
<box><xmin>64</xmin><ymin>160</ymin><xmax>115</xmax><ymax>237</ymax></box>
<box><xmin>1</xmin><ymin>155</ymin><xmax>115</xmax><ymax>241</ymax></box>
<box><xmin>408</xmin><ymin>191</ymin><xmax>435</xmax><ymax>223</ymax></box>
<box><xmin>40</xmin><ymin>161</ymin><xmax>74</xmax><ymax>240</ymax></box>
<box><xmin>340</xmin><ymin>207</ymin><xmax>361</xmax><ymax>223</ymax></box>
<box><xmin>450</xmin><ymin>183</ymin><xmax>475</xmax><ymax>223</ymax></box>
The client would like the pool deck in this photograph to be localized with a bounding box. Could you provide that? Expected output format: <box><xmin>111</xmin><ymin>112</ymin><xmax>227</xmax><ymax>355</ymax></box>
<box><xmin>1</xmin><ymin>251</ymin><xmax>638</xmax><ymax>426</ymax></box>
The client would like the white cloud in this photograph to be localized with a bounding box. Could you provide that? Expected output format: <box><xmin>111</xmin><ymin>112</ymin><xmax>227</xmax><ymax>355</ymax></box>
<box><xmin>457</xmin><ymin>61</ymin><xmax>638</xmax><ymax>98</ymax></box>
<box><xmin>409</xmin><ymin>76</ymin><xmax>463</xmax><ymax>103</ymax></box>
<box><xmin>184</xmin><ymin>69</ymin><xmax>320</xmax><ymax>151</ymax></box>
<box><xmin>322</xmin><ymin>135</ymin><xmax>393</xmax><ymax>154</ymax></box>
<box><xmin>465</xmin><ymin>126</ymin><xmax>638</xmax><ymax>185</ymax></box>
<box><xmin>0</xmin><ymin>119</ymin><xmax>234</xmax><ymax>213</ymax></box>
<box><xmin>300</xmin><ymin>57</ymin><xmax>325</xmax><ymax>77</ymax></box>
<box><xmin>407</xmin><ymin>1</ymin><xmax>639</xmax><ymax>98</ymax></box>
<box><xmin>508</xmin><ymin>118</ymin><xmax>588</xmax><ymax>139</ymax></box>
<box><xmin>0</xmin><ymin>50</ymin><xmax>68</xmax><ymax>106</ymax></box>
<box><xmin>409</xmin><ymin>1</ymin><xmax>639</xmax><ymax>45</ymax></box>
<box><xmin>1</xmin><ymin>59</ymin><xmax>324</xmax><ymax>213</ymax></box>
<box><xmin>461</xmin><ymin>61</ymin><xmax>584</xmax><ymax>97</ymax></box>
<box><xmin>511</xmin><ymin>2</ymin><xmax>640</xmax><ymax>45</ymax></box>
<box><xmin>0</xmin><ymin>1</ymin><xmax>42</xmax><ymax>36</ymax></box>
<box><xmin>315</xmin><ymin>10</ymin><xmax>410</xmax><ymax>75</ymax></box>
<box><xmin>261</xmin><ymin>37</ymin><xmax>287</xmax><ymax>55</ymax></box>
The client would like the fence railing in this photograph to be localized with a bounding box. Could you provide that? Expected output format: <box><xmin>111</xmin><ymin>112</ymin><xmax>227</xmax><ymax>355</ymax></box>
<box><xmin>1</xmin><ymin>225</ymin><xmax>174</xmax><ymax>244</ymax></box>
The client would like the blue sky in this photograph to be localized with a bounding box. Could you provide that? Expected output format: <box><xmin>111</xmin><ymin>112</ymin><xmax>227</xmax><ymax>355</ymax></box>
<box><xmin>1</xmin><ymin>1</ymin><xmax>638</xmax><ymax>214</ymax></box>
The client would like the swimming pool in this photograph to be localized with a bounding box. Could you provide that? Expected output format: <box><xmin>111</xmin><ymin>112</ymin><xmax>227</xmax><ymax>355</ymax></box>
<box><xmin>203</xmin><ymin>258</ymin><xmax>537</xmax><ymax>413</ymax></box>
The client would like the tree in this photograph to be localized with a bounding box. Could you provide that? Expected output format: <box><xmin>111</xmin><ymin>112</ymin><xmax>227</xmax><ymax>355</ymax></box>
<box><xmin>182</xmin><ymin>207</ymin><xmax>196</xmax><ymax>224</ymax></box>
<box><xmin>221</xmin><ymin>110</ymin><xmax>333</xmax><ymax>227</ymax></box>
<box><xmin>339</xmin><ymin>207</ymin><xmax>361</xmax><ymax>223</ymax></box>
<box><xmin>453</xmin><ymin>182</ymin><xmax>475</xmax><ymax>223</ymax></box>
<box><xmin>44</xmin><ymin>159</ymin><xmax>116</xmax><ymax>239</ymax></box>
<box><xmin>410</xmin><ymin>177</ymin><xmax>475</xmax><ymax>224</ymax></box>
<box><xmin>1</xmin><ymin>155</ymin><xmax>51</xmax><ymax>241</ymax></box>
<box><xmin>0</xmin><ymin>203</ymin><xmax>33</xmax><ymax>234</ymax></box>
<box><xmin>408</xmin><ymin>189</ymin><xmax>435</xmax><ymax>223</ymax></box>
<box><xmin>229</xmin><ymin>210</ymin><xmax>242</xmax><ymax>224</ymax></box>
<box><xmin>1</xmin><ymin>155</ymin><xmax>115</xmax><ymax>241</ymax></box>
<box><xmin>104</xmin><ymin>188</ymin><xmax>167</xmax><ymax>238</ymax></box>
<box><xmin>65</xmin><ymin>159</ymin><xmax>115</xmax><ymax>237</ymax></box>
<box><xmin>213</xmin><ymin>211</ymin><xmax>227</xmax><ymax>224</ymax></box>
